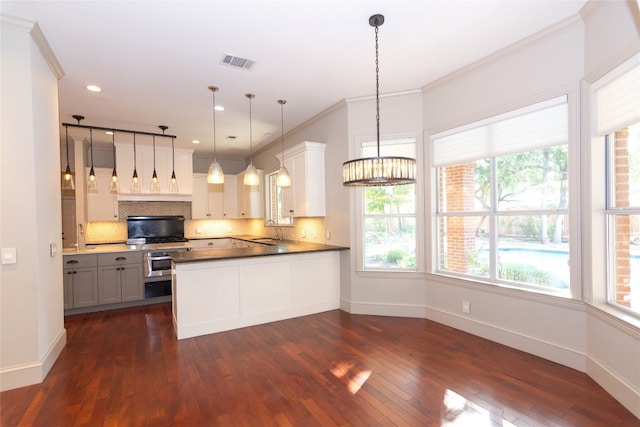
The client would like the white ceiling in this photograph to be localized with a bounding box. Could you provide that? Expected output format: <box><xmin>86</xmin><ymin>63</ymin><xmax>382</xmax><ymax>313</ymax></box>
<box><xmin>2</xmin><ymin>0</ymin><xmax>587</xmax><ymax>159</ymax></box>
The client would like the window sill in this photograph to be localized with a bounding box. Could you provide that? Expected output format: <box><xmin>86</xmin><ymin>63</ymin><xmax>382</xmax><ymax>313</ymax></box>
<box><xmin>584</xmin><ymin>302</ymin><xmax>640</xmax><ymax>338</ymax></box>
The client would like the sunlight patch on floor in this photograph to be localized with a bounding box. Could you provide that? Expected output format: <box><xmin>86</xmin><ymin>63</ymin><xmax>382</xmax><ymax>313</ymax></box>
<box><xmin>441</xmin><ymin>389</ymin><xmax>516</xmax><ymax>426</ymax></box>
<box><xmin>331</xmin><ymin>361</ymin><xmax>371</xmax><ymax>394</ymax></box>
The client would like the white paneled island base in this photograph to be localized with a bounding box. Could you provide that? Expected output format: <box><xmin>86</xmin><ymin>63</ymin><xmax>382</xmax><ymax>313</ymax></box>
<box><xmin>171</xmin><ymin>251</ymin><xmax>340</xmax><ymax>339</ymax></box>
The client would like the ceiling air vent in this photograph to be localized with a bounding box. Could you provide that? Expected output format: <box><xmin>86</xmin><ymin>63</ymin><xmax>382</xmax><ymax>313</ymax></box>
<box><xmin>221</xmin><ymin>54</ymin><xmax>255</xmax><ymax>71</ymax></box>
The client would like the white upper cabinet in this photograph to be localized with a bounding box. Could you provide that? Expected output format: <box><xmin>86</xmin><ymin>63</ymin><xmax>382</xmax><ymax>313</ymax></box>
<box><xmin>115</xmin><ymin>143</ymin><xmax>193</xmax><ymax>200</ymax></box>
<box><xmin>192</xmin><ymin>173</ymin><xmax>226</xmax><ymax>219</ymax></box>
<box><xmin>276</xmin><ymin>141</ymin><xmax>326</xmax><ymax>217</ymax></box>
<box><xmin>86</xmin><ymin>167</ymin><xmax>119</xmax><ymax>221</ymax></box>
<box><xmin>236</xmin><ymin>169</ymin><xmax>264</xmax><ymax>218</ymax></box>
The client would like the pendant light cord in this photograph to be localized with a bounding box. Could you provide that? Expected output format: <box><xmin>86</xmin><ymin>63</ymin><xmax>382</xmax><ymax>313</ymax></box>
<box><xmin>280</xmin><ymin>100</ymin><xmax>285</xmax><ymax>166</ymax></box>
<box><xmin>65</xmin><ymin>126</ymin><xmax>70</xmax><ymax>165</ymax></box>
<box><xmin>112</xmin><ymin>132</ymin><xmax>116</xmax><ymax>169</ymax></box>
<box><xmin>374</xmin><ymin>21</ymin><xmax>380</xmax><ymax>158</ymax></box>
<box><xmin>133</xmin><ymin>133</ymin><xmax>137</xmax><ymax>169</ymax></box>
<box><xmin>248</xmin><ymin>94</ymin><xmax>254</xmax><ymax>163</ymax></box>
<box><xmin>89</xmin><ymin>128</ymin><xmax>94</xmax><ymax>167</ymax></box>
<box><xmin>212</xmin><ymin>87</ymin><xmax>217</xmax><ymax>160</ymax></box>
<box><xmin>172</xmin><ymin>137</ymin><xmax>175</xmax><ymax>170</ymax></box>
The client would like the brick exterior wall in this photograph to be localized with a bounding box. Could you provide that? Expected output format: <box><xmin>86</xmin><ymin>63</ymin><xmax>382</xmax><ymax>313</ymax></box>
<box><xmin>614</xmin><ymin>129</ymin><xmax>631</xmax><ymax>307</ymax></box>
<box><xmin>440</xmin><ymin>163</ymin><xmax>477</xmax><ymax>273</ymax></box>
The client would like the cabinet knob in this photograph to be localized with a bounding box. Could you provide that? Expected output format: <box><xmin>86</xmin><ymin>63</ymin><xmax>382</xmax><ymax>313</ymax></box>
<box><xmin>72</xmin><ymin>271</ymin><xmax>77</xmax><ymax>275</ymax></box>
<box><xmin>289</xmin><ymin>209</ymin><xmax>294</xmax><ymax>213</ymax></box>
<box><xmin>67</xmin><ymin>271</ymin><xmax>72</xmax><ymax>275</ymax></box>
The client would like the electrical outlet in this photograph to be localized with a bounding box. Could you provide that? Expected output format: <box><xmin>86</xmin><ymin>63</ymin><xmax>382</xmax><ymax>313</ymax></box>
<box><xmin>326</xmin><ymin>230</ymin><xmax>331</xmax><ymax>240</ymax></box>
<box><xmin>196</xmin><ymin>228</ymin><xmax>202</xmax><ymax>234</ymax></box>
<box><xmin>462</xmin><ymin>301</ymin><xmax>470</xmax><ymax>315</ymax></box>
<box><xmin>301</xmin><ymin>229</ymin><xmax>306</xmax><ymax>238</ymax></box>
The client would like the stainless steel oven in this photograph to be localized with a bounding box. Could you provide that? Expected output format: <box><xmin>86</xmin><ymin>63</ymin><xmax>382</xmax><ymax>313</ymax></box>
<box><xmin>143</xmin><ymin>251</ymin><xmax>173</xmax><ymax>278</ymax></box>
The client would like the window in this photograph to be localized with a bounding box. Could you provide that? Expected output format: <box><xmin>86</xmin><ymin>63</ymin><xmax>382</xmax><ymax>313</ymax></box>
<box><xmin>433</xmin><ymin>96</ymin><xmax>570</xmax><ymax>294</ymax></box>
<box><xmin>264</xmin><ymin>171</ymin><xmax>292</xmax><ymax>226</ymax></box>
<box><xmin>606</xmin><ymin>125</ymin><xmax>640</xmax><ymax>313</ymax></box>
<box><xmin>361</xmin><ymin>138</ymin><xmax>417</xmax><ymax>270</ymax></box>
<box><xmin>595</xmin><ymin>55</ymin><xmax>640</xmax><ymax>315</ymax></box>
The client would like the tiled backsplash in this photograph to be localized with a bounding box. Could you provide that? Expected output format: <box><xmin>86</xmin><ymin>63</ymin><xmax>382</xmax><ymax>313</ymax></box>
<box><xmin>119</xmin><ymin>201</ymin><xmax>192</xmax><ymax>219</ymax></box>
<box><xmin>86</xmin><ymin>200</ymin><xmax>327</xmax><ymax>244</ymax></box>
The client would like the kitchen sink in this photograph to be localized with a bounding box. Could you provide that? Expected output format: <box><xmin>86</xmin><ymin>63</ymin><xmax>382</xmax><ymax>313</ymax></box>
<box><xmin>251</xmin><ymin>238</ymin><xmax>280</xmax><ymax>244</ymax></box>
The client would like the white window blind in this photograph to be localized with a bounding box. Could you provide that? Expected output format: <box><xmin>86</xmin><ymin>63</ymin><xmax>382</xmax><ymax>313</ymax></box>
<box><xmin>596</xmin><ymin>57</ymin><xmax>640</xmax><ymax>136</ymax></box>
<box><xmin>433</xmin><ymin>95</ymin><xmax>568</xmax><ymax>166</ymax></box>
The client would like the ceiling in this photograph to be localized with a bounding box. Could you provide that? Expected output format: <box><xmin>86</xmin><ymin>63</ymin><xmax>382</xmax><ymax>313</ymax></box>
<box><xmin>2</xmin><ymin>0</ymin><xmax>587</xmax><ymax>159</ymax></box>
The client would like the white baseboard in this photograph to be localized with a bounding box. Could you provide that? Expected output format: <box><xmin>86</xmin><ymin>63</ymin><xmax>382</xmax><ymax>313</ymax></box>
<box><xmin>345</xmin><ymin>301</ymin><xmax>427</xmax><ymax>318</ymax></box>
<box><xmin>587</xmin><ymin>354</ymin><xmax>640</xmax><ymax>420</ymax></box>
<box><xmin>424</xmin><ymin>305</ymin><xmax>586</xmax><ymax>371</ymax></box>
<box><xmin>0</xmin><ymin>328</ymin><xmax>66</xmax><ymax>392</ymax></box>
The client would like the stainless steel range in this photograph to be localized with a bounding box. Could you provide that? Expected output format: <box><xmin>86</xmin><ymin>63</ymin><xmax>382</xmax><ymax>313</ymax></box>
<box><xmin>127</xmin><ymin>216</ymin><xmax>189</xmax><ymax>298</ymax></box>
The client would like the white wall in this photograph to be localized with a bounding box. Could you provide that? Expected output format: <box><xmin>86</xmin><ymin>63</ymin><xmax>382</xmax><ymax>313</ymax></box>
<box><xmin>1</xmin><ymin>15</ymin><xmax>66</xmax><ymax>391</ymax></box>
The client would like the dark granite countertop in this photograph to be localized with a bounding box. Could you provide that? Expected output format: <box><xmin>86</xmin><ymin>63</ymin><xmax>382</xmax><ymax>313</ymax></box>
<box><xmin>171</xmin><ymin>240</ymin><xmax>349</xmax><ymax>264</ymax></box>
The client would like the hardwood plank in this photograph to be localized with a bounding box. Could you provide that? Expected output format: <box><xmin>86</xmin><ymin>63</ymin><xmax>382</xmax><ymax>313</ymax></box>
<box><xmin>0</xmin><ymin>304</ymin><xmax>637</xmax><ymax>426</ymax></box>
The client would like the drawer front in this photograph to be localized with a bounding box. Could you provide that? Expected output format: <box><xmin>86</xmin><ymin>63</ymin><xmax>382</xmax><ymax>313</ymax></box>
<box><xmin>63</xmin><ymin>254</ymin><xmax>98</xmax><ymax>269</ymax></box>
<box><xmin>98</xmin><ymin>251</ymin><xmax>143</xmax><ymax>266</ymax></box>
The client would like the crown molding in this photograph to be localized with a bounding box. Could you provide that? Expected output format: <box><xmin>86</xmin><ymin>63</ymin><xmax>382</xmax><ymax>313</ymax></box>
<box><xmin>421</xmin><ymin>14</ymin><xmax>584</xmax><ymax>93</ymax></box>
<box><xmin>1</xmin><ymin>13</ymin><xmax>64</xmax><ymax>79</ymax></box>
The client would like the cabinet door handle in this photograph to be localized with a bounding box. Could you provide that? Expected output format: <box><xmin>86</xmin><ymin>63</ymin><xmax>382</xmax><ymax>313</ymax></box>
<box><xmin>67</xmin><ymin>271</ymin><xmax>73</xmax><ymax>275</ymax></box>
<box><xmin>208</xmin><ymin>242</ymin><xmax>213</xmax><ymax>246</ymax></box>
<box><xmin>72</xmin><ymin>271</ymin><xmax>77</xmax><ymax>275</ymax></box>
<box><xmin>289</xmin><ymin>209</ymin><xmax>294</xmax><ymax>213</ymax></box>
<box><xmin>115</xmin><ymin>257</ymin><xmax>126</xmax><ymax>261</ymax></box>
<box><xmin>66</xmin><ymin>260</ymin><xmax>79</xmax><ymax>264</ymax></box>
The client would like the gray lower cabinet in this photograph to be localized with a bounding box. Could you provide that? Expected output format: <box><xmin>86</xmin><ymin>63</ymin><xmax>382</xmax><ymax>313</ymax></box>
<box><xmin>97</xmin><ymin>252</ymin><xmax>143</xmax><ymax>304</ymax></box>
<box><xmin>63</xmin><ymin>254</ymin><xmax>98</xmax><ymax>309</ymax></box>
<box><xmin>64</xmin><ymin>251</ymin><xmax>143</xmax><ymax>310</ymax></box>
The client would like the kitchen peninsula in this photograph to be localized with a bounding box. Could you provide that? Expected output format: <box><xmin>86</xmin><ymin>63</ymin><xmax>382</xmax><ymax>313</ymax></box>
<box><xmin>171</xmin><ymin>240</ymin><xmax>347</xmax><ymax>339</ymax></box>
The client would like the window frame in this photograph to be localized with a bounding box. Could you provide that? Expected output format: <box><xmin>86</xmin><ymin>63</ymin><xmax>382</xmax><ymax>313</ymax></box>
<box><xmin>355</xmin><ymin>133</ymin><xmax>424</xmax><ymax>275</ymax></box>
<box><xmin>264</xmin><ymin>170</ymin><xmax>293</xmax><ymax>227</ymax></box>
<box><xmin>429</xmin><ymin>89</ymin><xmax>581</xmax><ymax>299</ymax></box>
<box><xmin>587</xmin><ymin>52</ymin><xmax>640</xmax><ymax>321</ymax></box>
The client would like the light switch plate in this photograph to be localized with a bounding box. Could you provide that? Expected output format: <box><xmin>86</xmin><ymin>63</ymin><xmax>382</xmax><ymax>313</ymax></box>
<box><xmin>50</xmin><ymin>243</ymin><xmax>57</xmax><ymax>257</ymax></box>
<box><xmin>1</xmin><ymin>247</ymin><xmax>17</xmax><ymax>265</ymax></box>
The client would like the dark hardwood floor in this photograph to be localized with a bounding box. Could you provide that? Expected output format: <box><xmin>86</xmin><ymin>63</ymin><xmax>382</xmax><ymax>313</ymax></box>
<box><xmin>1</xmin><ymin>303</ymin><xmax>638</xmax><ymax>426</ymax></box>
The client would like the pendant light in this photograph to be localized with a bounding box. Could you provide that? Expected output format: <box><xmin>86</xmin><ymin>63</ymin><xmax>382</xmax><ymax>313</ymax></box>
<box><xmin>130</xmin><ymin>133</ymin><xmax>141</xmax><ymax>193</ymax></box>
<box><xmin>86</xmin><ymin>128</ymin><xmax>98</xmax><ymax>192</ymax></box>
<box><xmin>150</xmin><ymin>135</ymin><xmax>160</xmax><ymax>192</ymax></box>
<box><xmin>169</xmin><ymin>136</ymin><xmax>179</xmax><ymax>192</ymax></box>
<box><xmin>159</xmin><ymin>125</ymin><xmax>178</xmax><ymax>193</ymax></box>
<box><xmin>342</xmin><ymin>14</ymin><xmax>416</xmax><ymax>186</ymax></box>
<box><xmin>244</xmin><ymin>93</ymin><xmax>260</xmax><ymax>186</ymax></box>
<box><xmin>207</xmin><ymin>86</ymin><xmax>224</xmax><ymax>184</ymax></box>
<box><xmin>108</xmin><ymin>131</ymin><xmax>119</xmax><ymax>193</ymax></box>
<box><xmin>62</xmin><ymin>125</ymin><xmax>75</xmax><ymax>190</ymax></box>
<box><xmin>276</xmin><ymin>99</ymin><xmax>291</xmax><ymax>187</ymax></box>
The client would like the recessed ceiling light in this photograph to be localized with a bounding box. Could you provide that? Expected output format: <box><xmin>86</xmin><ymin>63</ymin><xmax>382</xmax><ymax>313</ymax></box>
<box><xmin>192</xmin><ymin>140</ymin><xmax>200</xmax><ymax>144</ymax></box>
<box><xmin>214</xmin><ymin>106</ymin><xmax>224</xmax><ymax>111</ymax></box>
<box><xmin>86</xmin><ymin>85</ymin><xmax>102</xmax><ymax>92</ymax></box>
